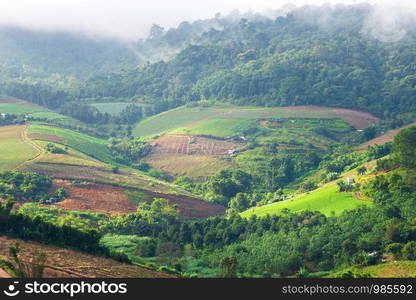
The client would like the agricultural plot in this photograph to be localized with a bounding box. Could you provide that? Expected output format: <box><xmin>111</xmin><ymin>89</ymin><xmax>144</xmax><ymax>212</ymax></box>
<box><xmin>0</xmin><ymin>103</ymin><xmax>43</xmax><ymax>114</ymax></box>
<box><xmin>0</xmin><ymin>98</ymin><xmax>82</xmax><ymax>127</ymax></box>
<box><xmin>241</xmin><ymin>184</ymin><xmax>371</xmax><ymax>218</ymax></box>
<box><xmin>145</xmin><ymin>155</ymin><xmax>235</xmax><ymax>182</ymax></box>
<box><xmin>0</xmin><ymin>125</ymin><xmax>38</xmax><ymax>170</ymax></box>
<box><xmin>133</xmin><ymin>105</ymin><xmax>379</xmax><ymax>137</ymax></box>
<box><xmin>49</xmin><ymin>179</ymin><xmax>226</xmax><ymax>219</ymax></box>
<box><xmin>241</xmin><ymin>161</ymin><xmax>377</xmax><ymax>218</ymax></box>
<box><xmin>170</xmin><ymin>118</ymin><xmax>251</xmax><ymax>137</ymax></box>
<box><xmin>134</xmin><ymin>105</ymin><xmax>376</xmax><ymax>181</ymax></box>
<box><xmin>330</xmin><ymin>261</ymin><xmax>416</xmax><ymax>278</ymax></box>
<box><xmin>144</xmin><ymin>135</ymin><xmax>241</xmax><ymax>181</ymax></box>
<box><xmin>0</xmin><ymin>97</ymin><xmax>46</xmax><ymax>114</ymax></box>
<box><xmin>358</xmin><ymin>122</ymin><xmax>416</xmax><ymax>150</ymax></box>
<box><xmin>0</xmin><ymin>236</ymin><xmax>175</xmax><ymax>278</ymax></box>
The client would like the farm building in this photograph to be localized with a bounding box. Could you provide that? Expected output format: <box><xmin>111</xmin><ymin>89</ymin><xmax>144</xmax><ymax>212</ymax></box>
<box><xmin>346</xmin><ymin>177</ymin><xmax>355</xmax><ymax>184</ymax></box>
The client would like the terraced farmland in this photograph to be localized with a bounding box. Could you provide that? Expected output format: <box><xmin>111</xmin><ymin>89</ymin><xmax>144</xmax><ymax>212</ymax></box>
<box><xmin>28</xmin><ymin>125</ymin><xmax>115</xmax><ymax>164</ymax></box>
<box><xmin>133</xmin><ymin>105</ymin><xmax>380</xmax><ymax>138</ymax></box>
<box><xmin>90</xmin><ymin>102</ymin><xmax>150</xmax><ymax>115</ymax></box>
<box><xmin>0</xmin><ymin>236</ymin><xmax>176</xmax><ymax>278</ymax></box>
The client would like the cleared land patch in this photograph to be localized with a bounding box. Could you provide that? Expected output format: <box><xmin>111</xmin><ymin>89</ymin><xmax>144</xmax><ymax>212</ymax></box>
<box><xmin>49</xmin><ymin>179</ymin><xmax>226</xmax><ymax>219</ymax></box>
<box><xmin>358</xmin><ymin>122</ymin><xmax>416</xmax><ymax>150</ymax></box>
<box><xmin>134</xmin><ymin>105</ymin><xmax>381</xmax><ymax>137</ymax></box>
<box><xmin>148</xmin><ymin>135</ymin><xmax>242</xmax><ymax>157</ymax></box>
<box><xmin>330</xmin><ymin>261</ymin><xmax>416</xmax><ymax>278</ymax></box>
<box><xmin>330</xmin><ymin>108</ymin><xmax>381</xmax><ymax>130</ymax></box>
<box><xmin>0</xmin><ymin>236</ymin><xmax>175</xmax><ymax>278</ymax></box>
<box><xmin>28</xmin><ymin>125</ymin><xmax>115</xmax><ymax>164</ymax></box>
<box><xmin>144</xmin><ymin>135</ymin><xmax>241</xmax><ymax>181</ymax></box>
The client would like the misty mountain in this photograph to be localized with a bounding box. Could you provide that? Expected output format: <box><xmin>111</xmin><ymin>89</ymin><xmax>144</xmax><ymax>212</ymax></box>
<box><xmin>79</xmin><ymin>4</ymin><xmax>416</xmax><ymax>118</ymax></box>
<box><xmin>1</xmin><ymin>4</ymin><xmax>416</xmax><ymax>118</ymax></box>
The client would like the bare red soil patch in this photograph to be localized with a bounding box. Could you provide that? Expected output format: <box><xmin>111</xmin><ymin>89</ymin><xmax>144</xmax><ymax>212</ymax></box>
<box><xmin>273</xmin><ymin>106</ymin><xmax>380</xmax><ymax>129</ymax></box>
<box><xmin>358</xmin><ymin>122</ymin><xmax>416</xmax><ymax>150</ymax></box>
<box><xmin>148</xmin><ymin>135</ymin><xmax>242</xmax><ymax>158</ymax></box>
<box><xmin>0</xmin><ymin>236</ymin><xmax>175</xmax><ymax>278</ymax></box>
<box><xmin>28</xmin><ymin>134</ymin><xmax>65</xmax><ymax>144</ymax></box>
<box><xmin>49</xmin><ymin>180</ymin><xmax>225</xmax><ymax>219</ymax></box>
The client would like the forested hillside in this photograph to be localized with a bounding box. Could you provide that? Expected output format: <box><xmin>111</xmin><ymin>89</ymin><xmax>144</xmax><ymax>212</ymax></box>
<box><xmin>1</xmin><ymin>4</ymin><xmax>415</xmax><ymax>120</ymax></box>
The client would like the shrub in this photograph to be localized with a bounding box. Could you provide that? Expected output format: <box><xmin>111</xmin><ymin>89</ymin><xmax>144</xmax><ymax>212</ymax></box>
<box><xmin>402</xmin><ymin>241</ymin><xmax>416</xmax><ymax>260</ymax></box>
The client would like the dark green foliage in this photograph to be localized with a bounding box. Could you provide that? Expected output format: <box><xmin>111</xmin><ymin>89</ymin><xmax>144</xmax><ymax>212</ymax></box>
<box><xmin>392</xmin><ymin>126</ymin><xmax>416</xmax><ymax>169</ymax></box>
<box><xmin>107</xmin><ymin>137</ymin><xmax>152</xmax><ymax>165</ymax></box>
<box><xmin>45</xmin><ymin>143</ymin><xmax>66</xmax><ymax>154</ymax></box>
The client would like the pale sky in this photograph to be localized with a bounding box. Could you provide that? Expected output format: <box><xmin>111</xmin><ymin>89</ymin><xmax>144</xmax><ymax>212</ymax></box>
<box><xmin>0</xmin><ymin>0</ymin><xmax>414</xmax><ymax>40</ymax></box>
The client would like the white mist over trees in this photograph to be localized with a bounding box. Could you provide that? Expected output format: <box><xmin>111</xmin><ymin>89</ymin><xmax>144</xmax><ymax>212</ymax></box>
<box><xmin>0</xmin><ymin>0</ymin><xmax>414</xmax><ymax>41</ymax></box>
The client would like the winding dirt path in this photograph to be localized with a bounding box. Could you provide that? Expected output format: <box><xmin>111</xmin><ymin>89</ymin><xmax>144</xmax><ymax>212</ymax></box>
<box><xmin>14</xmin><ymin>124</ymin><xmax>45</xmax><ymax>170</ymax></box>
<box><xmin>0</xmin><ymin>267</ymin><xmax>11</xmax><ymax>278</ymax></box>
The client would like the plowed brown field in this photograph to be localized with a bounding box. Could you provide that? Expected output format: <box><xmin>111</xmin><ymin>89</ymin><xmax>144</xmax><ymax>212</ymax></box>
<box><xmin>358</xmin><ymin>122</ymin><xmax>416</xmax><ymax>150</ymax></box>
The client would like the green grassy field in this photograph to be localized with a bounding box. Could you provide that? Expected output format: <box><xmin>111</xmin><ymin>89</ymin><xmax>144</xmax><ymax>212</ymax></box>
<box><xmin>90</xmin><ymin>102</ymin><xmax>150</xmax><ymax>115</ymax></box>
<box><xmin>0</xmin><ymin>125</ymin><xmax>38</xmax><ymax>170</ymax></box>
<box><xmin>0</xmin><ymin>103</ymin><xmax>43</xmax><ymax>114</ymax></box>
<box><xmin>241</xmin><ymin>184</ymin><xmax>372</xmax><ymax>218</ymax></box>
<box><xmin>170</xmin><ymin>118</ymin><xmax>251</xmax><ymax>137</ymax></box>
<box><xmin>27</xmin><ymin>125</ymin><xmax>115</xmax><ymax>164</ymax></box>
<box><xmin>133</xmin><ymin>105</ymin><xmax>337</xmax><ymax>137</ymax></box>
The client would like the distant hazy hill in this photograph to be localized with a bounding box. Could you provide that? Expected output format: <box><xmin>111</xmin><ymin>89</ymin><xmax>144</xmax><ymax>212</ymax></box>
<box><xmin>0</xmin><ymin>26</ymin><xmax>139</xmax><ymax>79</ymax></box>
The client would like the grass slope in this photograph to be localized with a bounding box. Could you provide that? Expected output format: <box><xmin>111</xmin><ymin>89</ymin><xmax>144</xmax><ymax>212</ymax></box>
<box><xmin>0</xmin><ymin>125</ymin><xmax>38</xmax><ymax>170</ymax></box>
<box><xmin>330</xmin><ymin>261</ymin><xmax>416</xmax><ymax>278</ymax></box>
<box><xmin>241</xmin><ymin>184</ymin><xmax>371</xmax><ymax>217</ymax></box>
<box><xmin>241</xmin><ymin>160</ymin><xmax>378</xmax><ymax>218</ymax></box>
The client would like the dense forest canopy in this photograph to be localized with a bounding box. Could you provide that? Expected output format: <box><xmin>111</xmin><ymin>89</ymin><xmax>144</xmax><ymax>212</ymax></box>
<box><xmin>1</xmin><ymin>3</ymin><xmax>416</xmax><ymax>279</ymax></box>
